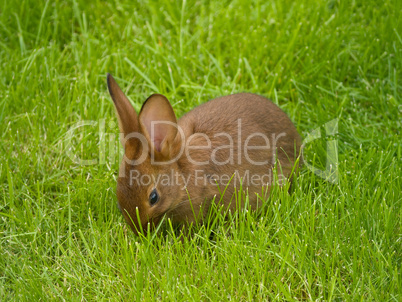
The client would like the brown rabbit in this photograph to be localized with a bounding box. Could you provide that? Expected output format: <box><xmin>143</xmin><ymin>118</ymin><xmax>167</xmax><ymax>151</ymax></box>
<box><xmin>107</xmin><ymin>74</ymin><xmax>302</xmax><ymax>235</ymax></box>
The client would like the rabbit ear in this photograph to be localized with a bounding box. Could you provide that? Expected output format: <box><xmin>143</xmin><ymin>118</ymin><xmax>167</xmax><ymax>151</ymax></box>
<box><xmin>139</xmin><ymin>94</ymin><xmax>178</xmax><ymax>157</ymax></box>
<box><xmin>107</xmin><ymin>74</ymin><xmax>138</xmax><ymax>136</ymax></box>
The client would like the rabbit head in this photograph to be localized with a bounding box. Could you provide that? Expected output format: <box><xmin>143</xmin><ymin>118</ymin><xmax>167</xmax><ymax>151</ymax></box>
<box><xmin>107</xmin><ymin>74</ymin><xmax>187</xmax><ymax>235</ymax></box>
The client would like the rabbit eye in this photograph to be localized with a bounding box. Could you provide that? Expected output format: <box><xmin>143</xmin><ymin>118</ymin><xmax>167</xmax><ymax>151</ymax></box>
<box><xmin>149</xmin><ymin>189</ymin><xmax>159</xmax><ymax>206</ymax></box>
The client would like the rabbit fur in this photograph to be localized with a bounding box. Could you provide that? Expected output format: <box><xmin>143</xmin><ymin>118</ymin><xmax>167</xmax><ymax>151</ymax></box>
<box><xmin>107</xmin><ymin>74</ymin><xmax>302</xmax><ymax>235</ymax></box>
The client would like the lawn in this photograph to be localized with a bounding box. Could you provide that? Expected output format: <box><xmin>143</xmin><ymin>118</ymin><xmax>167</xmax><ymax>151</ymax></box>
<box><xmin>0</xmin><ymin>0</ymin><xmax>401</xmax><ymax>300</ymax></box>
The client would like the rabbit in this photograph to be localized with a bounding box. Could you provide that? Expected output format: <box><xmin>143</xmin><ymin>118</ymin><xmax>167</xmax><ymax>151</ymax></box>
<box><xmin>107</xmin><ymin>74</ymin><xmax>302</xmax><ymax>235</ymax></box>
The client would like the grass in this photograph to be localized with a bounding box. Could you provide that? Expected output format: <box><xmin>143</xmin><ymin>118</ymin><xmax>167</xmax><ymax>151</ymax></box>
<box><xmin>0</xmin><ymin>0</ymin><xmax>401</xmax><ymax>300</ymax></box>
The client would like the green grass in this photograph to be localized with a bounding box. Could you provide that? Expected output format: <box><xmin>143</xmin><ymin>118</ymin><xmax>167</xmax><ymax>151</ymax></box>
<box><xmin>1</xmin><ymin>0</ymin><xmax>401</xmax><ymax>300</ymax></box>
